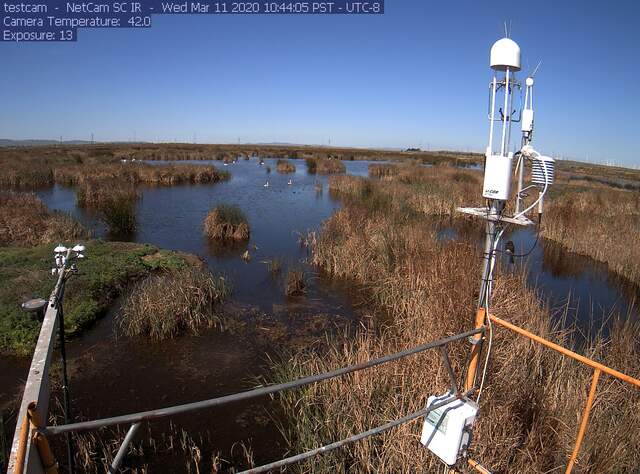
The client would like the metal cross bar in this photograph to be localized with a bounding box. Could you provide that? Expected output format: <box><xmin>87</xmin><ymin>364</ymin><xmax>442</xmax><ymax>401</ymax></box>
<box><xmin>43</xmin><ymin>327</ymin><xmax>484</xmax><ymax>436</ymax></box>
<box><xmin>238</xmin><ymin>390</ymin><xmax>474</xmax><ymax>474</ymax></box>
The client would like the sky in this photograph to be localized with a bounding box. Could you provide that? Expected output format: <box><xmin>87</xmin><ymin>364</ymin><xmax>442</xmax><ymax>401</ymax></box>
<box><xmin>1</xmin><ymin>0</ymin><xmax>639</xmax><ymax>166</ymax></box>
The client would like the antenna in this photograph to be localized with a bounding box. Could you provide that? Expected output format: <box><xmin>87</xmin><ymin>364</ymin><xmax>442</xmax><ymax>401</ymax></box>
<box><xmin>530</xmin><ymin>60</ymin><xmax>542</xmax><ymax>78</ymax></box>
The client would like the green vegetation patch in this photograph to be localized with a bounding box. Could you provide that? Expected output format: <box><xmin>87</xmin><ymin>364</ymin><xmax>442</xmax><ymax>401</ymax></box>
<box><xmin>0</xmin><ymin>241</ymin><xmax>190</xmax><ymax>356</ymax></box>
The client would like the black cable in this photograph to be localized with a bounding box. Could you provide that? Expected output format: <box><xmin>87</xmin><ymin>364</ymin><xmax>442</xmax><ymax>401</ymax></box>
<box><xmin>495</xmin><ymin>213</ymin><xmax>542</xmax><ymax>259</ymax></box>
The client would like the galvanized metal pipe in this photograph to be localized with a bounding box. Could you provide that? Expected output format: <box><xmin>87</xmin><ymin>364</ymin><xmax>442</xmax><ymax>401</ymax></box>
<box><xmin>108</xmin><ymin>422</ymin><xmax>141</xmax><ymax>473</ymax></box>
<box><xmin>43</xmin><ymin>328</ymin><xmax>483</xmax><ymax>436</ymax></box>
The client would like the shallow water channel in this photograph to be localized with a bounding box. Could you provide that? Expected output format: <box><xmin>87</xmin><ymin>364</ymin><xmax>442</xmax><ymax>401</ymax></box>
<box><xmin>1</xmin><ymin>157</ymin><xmax>637</xmax><ymax>471</ymax></box>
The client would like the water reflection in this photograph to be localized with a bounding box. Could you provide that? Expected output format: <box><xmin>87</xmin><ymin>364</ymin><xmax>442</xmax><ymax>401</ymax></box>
<box><xmin>37</xmin><ymin>158</ymin><xmax>385</xmax><ymax>313</ymax></box>
<box><xmin>507</xmin><ymin>227</ymin><xmax>638</xmax><ymax>332</ymax></box>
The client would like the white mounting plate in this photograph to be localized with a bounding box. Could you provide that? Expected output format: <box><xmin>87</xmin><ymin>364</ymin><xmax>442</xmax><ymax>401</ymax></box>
<box><xmin>456</xmin><ymin>207</ymin><xmax>534</xmax><ymax>226</ymax></box>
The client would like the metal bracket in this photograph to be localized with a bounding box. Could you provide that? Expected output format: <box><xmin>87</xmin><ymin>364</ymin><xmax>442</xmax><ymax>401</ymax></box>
<box><xmin>456</xmin><ymin>207</ymin><xmax>534</xmax><ymax>226</ymax></box>
<box><xmin>439</xmin><ymin>347</ymin><xmax>459</xmax><ymax>396</ymax></box>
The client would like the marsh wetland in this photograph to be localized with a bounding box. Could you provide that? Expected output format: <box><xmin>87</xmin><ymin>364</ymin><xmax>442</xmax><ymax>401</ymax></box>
<box><xmin>1</xmin><ymin>145</ymin><xmax>639</xmax><ymax>472</ymax></box>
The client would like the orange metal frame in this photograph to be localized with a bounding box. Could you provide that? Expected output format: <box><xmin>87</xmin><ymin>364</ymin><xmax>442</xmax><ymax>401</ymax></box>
<box><xmin>486</xmin><ymin>313</ymin><xmax>640</xmax><ymax>474</ymax></box>
<box><xmin>12</xmin><ymin>402</ymin><xmax>58</xmax><ymax>474</ymax></box>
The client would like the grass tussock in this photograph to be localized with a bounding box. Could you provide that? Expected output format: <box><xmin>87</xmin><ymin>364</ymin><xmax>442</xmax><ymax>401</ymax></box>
<box><xmin>204</xmin><ymin>204</ymin><xmax>250</xmax><ymax>241</ymax></box>
<box><xmin>543</xmin><ymin>186</ymin><xmax>640</xmax><ymax>285</ymax></box>
<box><xmin>0</xmin><ymin>192</ymin><xmax>88</xmax><ymax>246</ymax></box>
<box><xmin>77</xmin><ymin>181</ymin><xmax>139</xmax><ymax>235</ymax></box>
<box><xmin>273</xmin><ymin>177</ymin><xmax>640</xmax><ymax>472</ymax></box>
<box><xmin>276</xmin><ymin>159</ymin><xmax>296</xmax><ymax>173</ymax></box>
<box><xmin>285</xmin><ymin>269</ymin><xmax>306</xmax><ymax>296</ymax></box>
<box><xmin>117</xmin><ymin>267</ymin><xmax>228</xmax><ymax>340</ymax></box>
<box><xmin>265</xmin><ymin>258</ymin><xmax>282</xmax><ymax>274</ymax></box>
<box><xmin>305</xmin><ymin>158</ymin><xmax>346</xmax><ymax>175</ymax></box>
<box><xmin>368</xmin><ymin>163</ymin><xmax>399</xmax><ymax>178</ymax></box>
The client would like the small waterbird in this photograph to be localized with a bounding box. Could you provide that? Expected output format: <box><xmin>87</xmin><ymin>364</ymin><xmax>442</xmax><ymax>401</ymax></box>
<box><xmin>264</xmin><ymin>181</ymin><xmax>270</xmax><ymax>187</ymax></box>
<box><xmin>288</xmin><ymin>179</ymin><xmax>293</xmax><ymax>185</ymax></box>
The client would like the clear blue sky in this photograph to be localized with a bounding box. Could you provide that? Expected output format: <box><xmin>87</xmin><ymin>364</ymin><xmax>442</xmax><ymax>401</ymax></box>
<box><xmin>1</xmin><ymin>0</ymin><xmax>638</xmax><ymax>166</ymax></box>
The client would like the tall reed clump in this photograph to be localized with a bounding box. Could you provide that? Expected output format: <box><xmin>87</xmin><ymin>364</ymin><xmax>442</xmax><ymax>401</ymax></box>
<box><xmin>117</xmin><ymin>266</ymin><xmax>228</xmax><ymax>340</ymax></box>
<box><xmin>368</xmin><ymin>163</ymin><xmax>398</xmax><ymax>178</ymax></box>
<box><xmin>0</xmin><ymin>160</ymin><xmax>54</xmax><ymax>189</ymax></box>
<box><xmin>272</xmin><ymin>178</ymin><xmax>640</xmax><ymax>472</ymax></box>
<box><xmin>276</xmin><ymin>159</ymin><xmax>296</xmax><ymax>174</ymax></box>
<box><xmin>329</xmin><ymin>165</ymin><xmax>479</xmax><ymax>218</ymax></box>
<box><xmin>55</xmin><ymin>163</ymin><xmax>229</xmax><ymax>187</ymax></box>
<box><xmin>135</xmin><ymin>163</ymin><xmax>230</xmax><ymax>185</ymax></box>
<box><xmin>204</xmin><ymin>204</ymin><xmax>250</xmax><ymax>241</ymax></box>
<box><xmin>543</xmin><ymin>186</ymin><xmax>640</xmax><ymax>285</ymax></box>
<box><xmin>76</xmin><ymin>181</ymin><xmax>138</xmax><ymax>235</ymax></box>
<box><xmin>0</xmin><ymin>192</ymin><xmax>88</xmax><ymax>246</ymax></box>
<box><xmin>305</xmin><ymin>158</ymin><xmax>346</xmax><ymax>175</ymax></box>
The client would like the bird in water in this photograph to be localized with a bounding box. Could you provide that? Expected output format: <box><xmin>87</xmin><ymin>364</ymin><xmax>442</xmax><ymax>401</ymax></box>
<box><xmin>288</xmin><ymin>179</ymin><xmax>292</xmax><ymax>185</ymax></box>
<box><xmin>264</xmin><ymin>181</ymin><xmax>270</xmax><ymax>187</ymax></box>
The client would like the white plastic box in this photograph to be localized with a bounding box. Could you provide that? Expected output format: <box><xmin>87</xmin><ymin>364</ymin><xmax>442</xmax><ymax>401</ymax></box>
<box><xmin>482</xmin><ymin>153</ymin><xmax>513</xmax><ymax>200</ymax></box>
<box><xmin>521</xmin><ymin>109</ymin><xmax>534</xmax><ymax>133</ymax></box>
<box><xmin>420</xmin><ymin>393</ymin><xmax>478</xmax><ymax>466</ymax></box>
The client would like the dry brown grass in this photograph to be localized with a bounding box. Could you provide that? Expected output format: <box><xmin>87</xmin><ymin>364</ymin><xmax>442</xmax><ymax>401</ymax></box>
<box><xmin>285</xmin><ymin>269</ymin><xmax>306</xmax><ymax>296</ymax></box>
<box><xmin>276</xmin><ymin>159</ymin><xmax>296</xmax><ymax>173</ymax></box>
<box><xmin>116</xmin><ymin>267</ymin><xmax>228</xmax><ymax>340</ymax></box>
<box><xmin>306</xmin><ymin>158</ymin><xmax>346</xmax><ymax>175</ymax></box>
<box><xmin>368</xmin><ymin>163</ymin><xmax>399</xmax><ymax>178</ymax></box>
<box><xmin>0</xmin><ymin>161</ymin><xmax>55</xmax><ymax>189</ymax></box>
<box><xmin>76</xmin><ymin>181</ymin><xmax>139</xmax><ymax>235</ymax></box>
<box><xmin>273</xmin><ymin>178</ymin><xmax>640</xmax><ymax>472</ymax></box>
<box><xmin>0</xmin><ymin>150</ymin><xmax>229</xmax><ymax>190</ymax></box>
<box><xmin>66</xmin><ymin>419</ymin><xmax>253</xmax><ymax>473</ymax></box>
<box><xmin>0</xmin><ymin>192</ymin><xmax>88</xmax><ymax>246</ymax></box>
<box><xmin>55</xmin><ymin>162</ymin><xmax>228</xmax><ymax>187</ymax></box>
<box><xmin>0</xmin><ymin>143</ymin><xmax>485</xmax><ymax>171</ymax></box>
<box><xmin>204</xmin><ymin>204</ymin><xmax>250</xmax><ymax>241</ymax></box>
<box><xmin>329</xmin><ymin>165</ymin><xmax>480</xmax><ymax>218</ymax></box>
<box><xmin>543</xmin><ymin>186</ymin><xmax>640</xmax><ymax>285</ymax></box>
